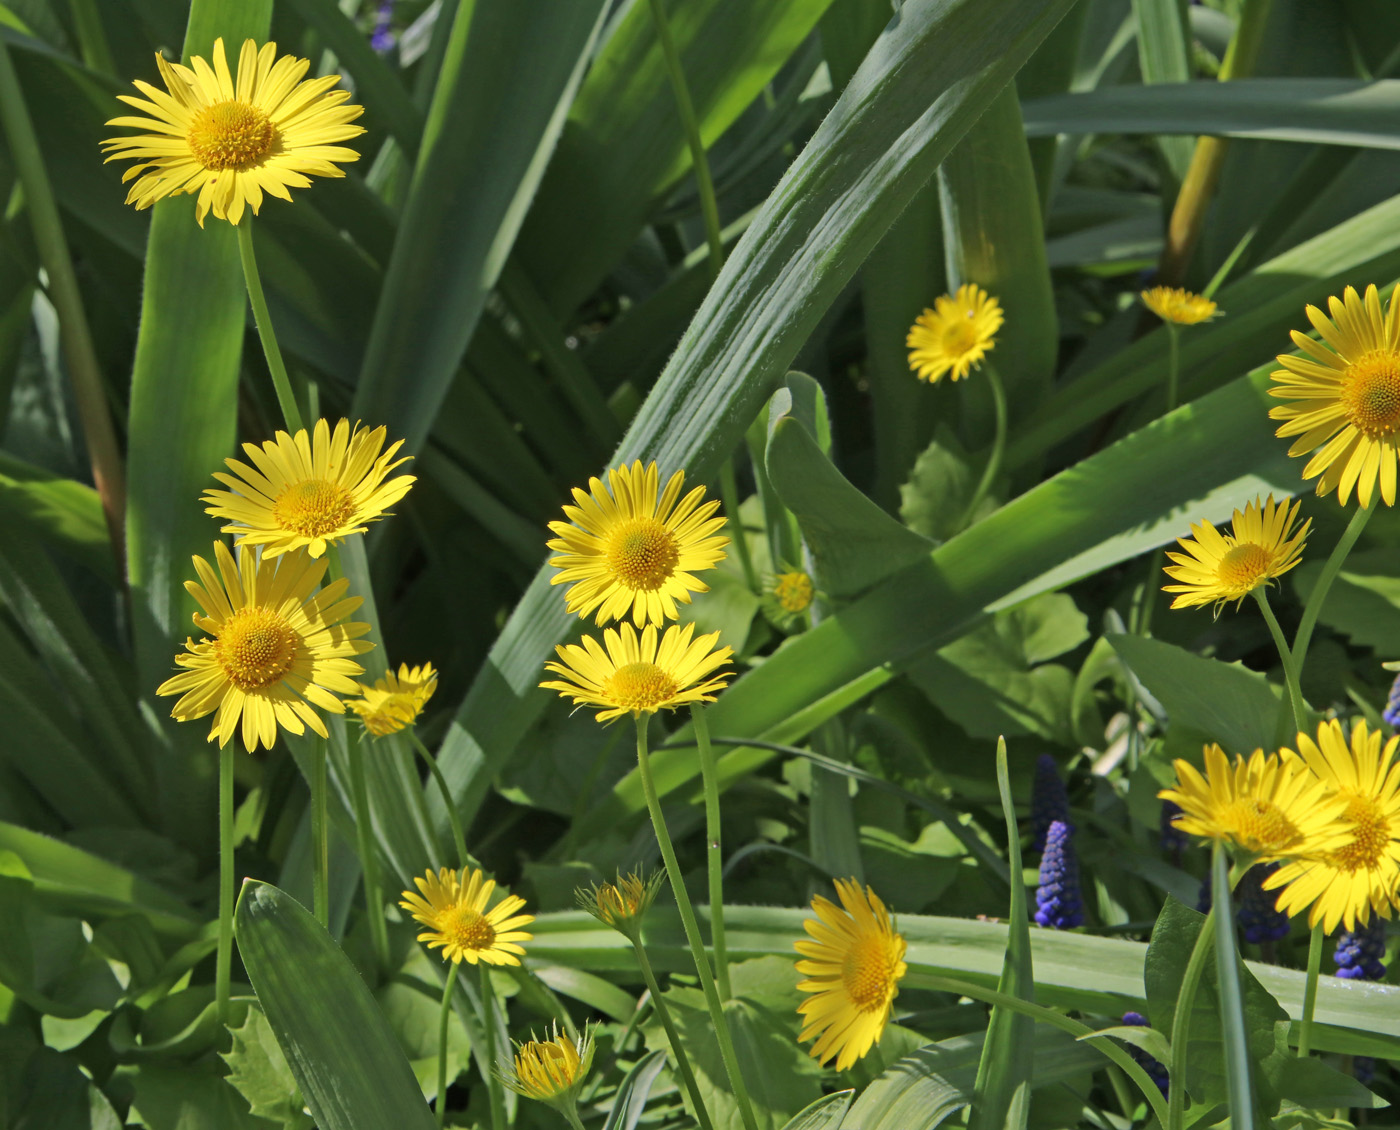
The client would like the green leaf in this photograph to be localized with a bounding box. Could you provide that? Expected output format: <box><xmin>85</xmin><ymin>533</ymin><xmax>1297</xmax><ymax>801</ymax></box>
<box><xmin>9</xmin><ymin>1046</ymin><xmax>122</xmax><ymax>1130</ymax></box>
<box><xmin>1292</xmin><ymin>548</ymin><xmax>1400</xmax><ymax>653</ymax></box>
<box><xmin>778</xmin><ymin>1091</ymin><xmax>853</xmax><ymax>1130</ymax></box>
<box><xmin>221</xmin><ymin>1005</ymin><xmax>312</xmax><ymax>1130</ymax></box>
<box><xmin>375</xmin><ymin>979</ymin><xmax>470</xmax><ymax>1101</ymax></box>
<box><xmin>1079</xmin><ymin>1023</ymin><xmax>1172</xmax><ymax>1065</ymax></box>
<box><xmin>601</xmin><ymin>1049</ymin><xmax>670</xmax><ymax>1130</ymax></box>
<box><xmin>1127</xmin><ymin>0</ymin><xmax>1194</xmax><ymax>178</ymax></box>
<box><xmin>1212</xmin><ymin>846</ymin><xmax>1260</xmax><ymax>1127</ymax></box>
<box><xmin>126</xmin><ymin>1061</ymin><xmax>279</xmax><ymax>1130</ymax></box>
<box><xmin>0</xmin><ymin>458</ymin><xmax>110</xmax><ymax>580</ymax></box>
<box><xmin>1107</xmin><ymin>634</ymin><xmax>1283</xmax><ymax>755</ymax></box>
<box><xmin>967</xmin><ymin>738</ymin><xmax>1032</xmax><ymax>1130</ymax></box>
<box><xmin>234</xmin><ymin>881</ymin><xmax>437</xmax><ymax>1130</ymax></box>
<box><xmin>899</xmin><ymin>428</ymin><xmax>980</xmax><ymax>544</ymax></box>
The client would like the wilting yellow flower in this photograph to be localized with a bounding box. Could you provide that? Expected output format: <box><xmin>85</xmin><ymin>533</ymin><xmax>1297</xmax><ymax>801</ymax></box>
<box><xmin>1158</xmin><ymin>744</ymin><xmax>1348</xmax><ymax>863</ymax></box>
<box><xmin>156</xmin><ymin>543</ymin><xmax>372</xmax><ymax>751</ymax></box>
<box><xmin>1141</xmin><ymin>286</ymin><xmax>1219</xmax><ymax>326</ymax></box>
<box><xmin>905</xmin><ymin>284</ymin><xmax>1003</xmax><ymax>384</ymax></box>
<box><xmin>399</xmin><ymin>867</ymin><xmax>534</xmax><ymax>966</ymax></box>
<box><xmin>203</xmin><ymin>419</ymin><xmax>414</xmax><ymax>559</ymax></box>
<box><xmin>547</xmin><ymin>461</ymin><xmax>728</xmax><ymax>627</ymax></box>
<box><xmin>540</xmin><ymin>622</ymin><xmax>731</xmax><ymax>723</ymax></box>
<box><xmin>346</xmin><ymin>661</ymin><xmax>436</xmax><ymax>737</ymax></box>
<box><xmin>1266</xmin><ymin>720</ymin><xmax>1400</xmax><ymax>933</ymax></box>
<box><xmin>102</xmin><ymin>38</ymin><xmax>365</xmax><ymax>226</ymax></box>
<box><xmin>1270</xmin><ymin>284</ymin><xmax>1400</xmax><ymax>508</ymax></box>
<box><xmin>1162</xmin><ymin>495</ymin><xmax>1310</xmax><ymax>614</ymax></box>
<box><xmin>499</xmin><ymin>1024</ymin><xmax>595</xmax><ymax>1106</ymax></box>
<box><xmin>795</xmin><ymin>879</ymin><xmax>908</xmax><ymax>1071</ymax></box>
<box><xmin>576</xmin><ymin>871</ymin><xmax>663</xmax><ymax>937</ymax></box>
<box><xmin>762</xmin><ymin>568</ymin><xmax>816</xmax><ymax>628</ymax></box>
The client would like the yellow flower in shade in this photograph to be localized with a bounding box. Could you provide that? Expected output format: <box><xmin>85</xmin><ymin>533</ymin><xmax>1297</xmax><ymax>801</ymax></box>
<box><xmin>499</xmin><ymin>1023</ymin><xmax>595</xmax><ymax>1107</ymax></box>
<box><xmin>1161</xmin><ymin>494</ymin><xmax>1310</xmax><ymax>614</ymax></box>
<box><xmin>398</xmin><ymin>866</ymin><xmax>534</xmax><ymax>966</ymax></box>
<box><xmin>101</xmin><ymin>38</ymin><xmax>365</xmax><ymax>226</ymax></box>
<box><xmin>346</xmin><ymin>661</ymin><xmax>437</xmax><ymax>737</ymax></box>
<box><xmin>905</xmin><ymin>284</ymin><xmax>1004</xmax><ymax>384</ymax></box>
<box><xmin>540</xmin><ymin>622</ymin><xmax>732</xmax><ymax>723</ymax></box>
<box><xmin>576</xmin><ymin>871</ymin><xmax>664</xmax><ymax>938</ymax></box>
<box><xmin>1265</xmin><ymin>720</ymin><xmax>1400</xmax><ymax>933</ymax></box>
<box><xmin>1269</xmin><ymin>284</ymin><xmax>1400</xmax><ymax>508</ymax></box>
<box><xmin>203</xmin><ymin>419</ymin><xmax>415</xmax><ymax>559</ymax></box>
<box><xmin>1141</xmin><ymin>286</ymin><xmax>1219</xmax><ymax>326</ymax></box>
<box><xmin>547</xmin><ymin>461</ymin><xmax>728</xmax><ymax>627</ymax></box>
<box><xmin>762</xmin><ymin>567</ymin><xmax>816</xmax><ymax>628</ymax></box>
<box><xmin>156</xmin><ymin>543</ymin><xmax>372</xmax><ymax>752</ymax></box>
<box><xmin>795</xmin><ymin>879</ymin><xmax>908</xmax><ymax>1071</ymax></box>
<box><xmin>1157</xmin><ymin>744</ymin><xmax>1348</xmax><ymax>862</ymax></box>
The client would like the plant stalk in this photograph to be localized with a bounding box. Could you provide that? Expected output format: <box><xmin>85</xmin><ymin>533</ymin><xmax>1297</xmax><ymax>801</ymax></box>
<box><xmin>1292</xmin><ymin>501</ymin><xmax>1374</xmax><ymax>675</ymax></box>
<box><xmin>962</xmin><ymin>363</ymin><xmax>1007</xmax><ymax>529</ymax></box>
<box><xmin>217</xmin><ymin>745</ymin><xmax>235</xmax><ymax>1025</ymax></box>
<box><xmin>348</xmin><ymin>727</ymin><xmax>391</xmax><ymax>970</ymax></box>
<box><xmin>479</xmin><ymin>961</ymin><xmax>507</xmax><ymax>1130</ymax></box>
<box><xmin>631</xmin><ymin>938</ymin><xmax>716</xmax><ymax>1130</ymax></box>
<box><xmin>720</xmin><ymin>459</ymin><xmax>759</xmax><ymax>593</ymax></box>
<box><xmin>411</xmin><ymin>731</ymin><xmax>470</xmax><ymax>869</ymax></box>
<box><xmin>1211</xmin><ymin>843</ymin><xmax>1257</xmax><ymax>1116</ymax></box>
<box><xmin>236</xmin><ymin>219</ymin><xmax>305</xmax><ymax>433</ymax></box>
<box><xmin>692</xmin><ymin>703</ymin><xmax>732</xmax><ymax>1000</ymax></box>
<box><xmin>1167</xmin><ymin>903</ymin><xmax>1216</xmax><ymax>1130</ymax></box>
<box><xmin>1253</xmin><ymin>587</ymin><xmax>1307</xmax><ymax>738</ymax></box>
<box><xmin>437</xmin><ymin>962</ymin><xmax>459</xmax><ymax>1130</ymax></box>
<box><xmin>1297</xmin><ymin>921</ymin><xmax>1324</xmax><ymax>1058</ymax></box>
<box><xmin>634</xmin><ymin>717</ymin><xmax>758</xmax><ymax>1130</ymax></box>
<box><xmin>311</xmin><ymin>737</ymin><xmax>329</xmax><ymax>928</ymax></box>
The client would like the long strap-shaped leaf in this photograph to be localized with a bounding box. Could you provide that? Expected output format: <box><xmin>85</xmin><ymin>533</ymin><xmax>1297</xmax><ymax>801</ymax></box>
<box><xmin>435</xmin><ymin>0</ymin><xmax>1081</xmax><ymax>828</ymax></box>
<box><xmin>235</xmin><ymin>881</ymin><xmax>437</xmax><ymax>1130</ymax></box>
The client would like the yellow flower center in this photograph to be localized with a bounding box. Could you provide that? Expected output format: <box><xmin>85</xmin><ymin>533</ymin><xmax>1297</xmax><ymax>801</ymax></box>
<box><xmin>774</xmin><ymin>571</ymin><xmax>814</xmax><ymax>614</ymax></box>
<box><xmin>1341</xmin><ymin>351</ymin><xmax>1400</xmax><ymax>439</ymax></box>
<box><xmin>1220</xmin><ymin>797</ymin><xmax>1301</xmax><ymax>854</ymax></box>
<box><xmin>597</xmin><ymin>883</ymin><xmax>643</xmax><ymax>923</ymax></box>
<box><xmin>441</xmin><ymin>905</ymin><xmax>497</xmax><ymax>952</ymax></box>
<box><xmin>841</xmin><ymin>934</ymin><xmax>900</xmax><ymax>1013</ymax></box>
<box><xmin>941</xmin><ymin>318</ymin><xmax>979</xmax><ymax>358</ymax></box>
<box><xmin>273</xmin><ymin>478</ymin><xmax>357</xmax><ymax>538</ymax></box>
<box><xmin>1216</xmin><ymin>542</ymin><xmax>1271</xmax><ymax>594</ymax></box>
<box><xmin>1329</xmin><ymin>794</ymin><xmax>1392</xmax><ymax>873</ymax></box>
<box><xmin>213</xmin><ymin>607</ymin><xmax>298</xmax><ymax>692</ymax></box>
<box><xmin>187</xmin><ymin>99</ymin><xmax>277</xmax><ymax>171</ymax></box>
<box><xmin>605</xmin><ymin>517</ymin><xmax>680</xmax><ymax>591</ymax></box>
<box><xmin>603</xmin><ymin>662</ymin><xmax>680</xmax><ymax>713</ymax></box>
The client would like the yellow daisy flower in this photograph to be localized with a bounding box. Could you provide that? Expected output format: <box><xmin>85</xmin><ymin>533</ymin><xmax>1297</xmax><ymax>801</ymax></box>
<box><xmin>1157</xmin><ymin>744</ymin><xmax>1348</xmax><ymax>862</ymax></box>
<box><xmin>346</xmin><ymin>661</ymin><xmax>437</xmax><ymax>737</ymax></box>
<box><xmin>1269</xmin><ymin>284</ymin><xmax>1400</xmax><ymax>508</ymax></box>
<box><xmin>202</xmin><ymin>419</ymin><xmax>415</xmax><ymax>559</ymax></box>
<box><xmin>795</xmin><ymin>878</ymin><xmax>908</xmax><ymax>1071</ymax></box>
<box><xmin>156</xmin><ymin>542</ymin><xmax>373</xmax><ymax>752</ymax></box>
<box><xmin>762</xmin><ymin>567</ymin><xmax>816</xmax><ymax>628</ymax></box>
<box><xmin>547</xmin><ymin>461</ymin><xmax>729</xmax><ymax>627</ymax></box>
<box><xmin>499</xmin><ymin>1023</ymin><xmax>595</xmax><ymax>1106</ymax></box>
<box><xmin>102</xmin><ymin>38</ymin><xmax>365</xmax><ymax>227</ymax></box>
<box><xmin>540</xmin><ymin>622</ymin><xmax>732</xmax><ymax>723</ymax></box>
<box><xmin>398</xmin><ymin>866</ymin><xmax>534</xmax><ymax>966</ymax></box>
<box><xmin>1265</xmin><ymin>720</ymin><xmax>1400</xmax><ymax>933</ymax></box>
<box><xmin>1141</xmin><ymin>286</ymin><xmax>1219</xmax><ymax>326</ymax></box>
<box><xmin>1161</xmin><ymin>495</ymin><xmax>1310</xmax><ymax>614</ymax></box>
<box><xmin>576</xmin><ymin>871</ymin><xmax>664</xmax><ymax>937</ymax></box>
<box><xmin>905</xmin><ymin>284</ymin><xmax>1004</xmax><ymax>384</ymax></box>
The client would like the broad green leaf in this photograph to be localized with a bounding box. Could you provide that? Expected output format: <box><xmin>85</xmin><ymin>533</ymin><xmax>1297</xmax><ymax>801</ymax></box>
<box><xmin>9</xmin><ymin>1046</ymin><xmax>122</xmax><ymax>1130</ymax></box>
<box><xmin>439</xmin><ymin>0</ymin><xmax>1083</xmax><ymax>828</ymax></box>
<box><xmin>126</xmin><ymin>1061</ymin><xmax>278</xmax><ymax>1130</ymax></box>
<box><xmin>779</xmin><ymin>1090</ymin><xmax>853</xmax><ymax>1130</ymax></box>
<box><xmin>1080</xmin><ymin>1023</ymin><xmax>1171</xmax><ymax>1065</ymax></box>
<box><xmin>375</xmin><ymin>979</ymin><xmax>471</xmax><ymax>1101</ymax></box>
<box><xmin>899</xmin><ymin>428</ymin><xmax>982</xmax><ymax>544</ymax></box>
<box><xmin>221</xmin><ymin>1005</ymin><xmax>312</xmax><ymax>1130</ymax></box>
<box><xmin>234</xmin><ymin>881</ymin><xmax>437</xmax><ymax>1130</ymax></box>
<box><xmin>1211</xmin><ymin>846</ymin><xmax>1260</xmax><ymax>1127</ymax></box>
<box><xmin>1128</xmin><ymin>0</ymin><xmax>1194</xmax><ymax>178</ymax></box>
<box><xmin>601</xmin><ymin>1049</ymin><xmax>670</xmax><ymax>1130</ymax></box>
<box><xmin>0</xmin><ymin>457</ymin><xmax>109</xmax><ymax>580</ymax></box>
<box><xmin>1292</xmin><ymin>548</ymin><xmax>1400</xmax><ymax>654</ymax></box>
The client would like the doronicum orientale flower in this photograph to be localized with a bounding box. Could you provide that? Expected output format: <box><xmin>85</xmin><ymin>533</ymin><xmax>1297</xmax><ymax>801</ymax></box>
<box><xmin>399</xmin><ymin>866</ymin><xmax>534</xmax><ymax>966</ymax></box>
<box><xmin>576</xmin><ymin>871</ymin><xmax>664</xmax><ymax>938</ymax></box>
<box><xmin>905</xmin><ymin>284</ymin><xmax>1003</xmax><ymax>384</ymax></box>
<box><xmin>346</xmin><ymin>661</ymin><xmax>436</xmax><ymax>737</ymax></box>
<box><xmin>795</xmin><ymin>878</ymin><xmax>908</xmax><ymax>1071</ymax></box>
<box><xmin>156</xmin><ymin>542</ymin><xmax>372</xmax><ymax>751</ymax></box>
<box><xmin>762</xmin><ymin>567</ymin><xmax>816</xmax><ymax>628</ymax></box>
<box><xmin>540</xmin><ymin>622</ymin><xmax>732</xmax><ymax>723</ymax></box>
<box><xmin>547</xmin><ymin>461</ymin><xmax>728</xmax><ymax>627</ymax></box>
<box><xmin>1158</xmin><ymin>744</ymin><xmax>1349</xmax><ymax>864</ymax></box>
<box><xmin>203</xmin><ymin>418</ymin><xmax>414</xmax><ymax>559</ymax></box>
<box><xmin>499</xmin><ymin>1023</ymin><xmax>595</xmax><ymax>1109</ymax></box>
<box><xmin>1162</xmin><ymin>494</ymin><xmax>1310</xmax><ymax>614</ymax></box>
<box><xmin>1265</xmin><ymin>719</ymin><xmax>1400</xmax><ymax>933</ymax></box>
<box><xmin>1141</xmin><ymin>286</ymin><xmax>1219</xmax><ymax>326</ymax></box>
<box><xmin>102</xmin><ymin>38</ymin><xmax>365</xmax><ymax>226</ymax></box>
<box><xmin>1269</xmin><ymin>284</ymin><xmax>1400</xmax><ymax>508</ymax></box>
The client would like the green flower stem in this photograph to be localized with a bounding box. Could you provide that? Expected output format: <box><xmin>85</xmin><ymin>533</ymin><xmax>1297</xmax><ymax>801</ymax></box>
<box><xmin>560</xmin><ymin>1106</ymin><xmax>587</xmax><ymax>1130</ymax></box>
<box><xmin>436</xmin><ymin>962</ymin><xmax>459</xmax><ymax>1130</ymax></box>
<box><xmin>646</xmin><ymin>0</ymin><xmax>724</xmax><ymax>279</ymax></box>
<box><xmin>410</xmin><ymin>731</ymin><xmax>470</xmax><ymax>869</ymax></box>
<box><xmin>961</xmin><ymin>363</ymin><xmax>1007</xmax><ymax>530</ymax></box>
<box><xmin>1297</xmin><ymin>921</ymin><xmax>1325</xmax><ymax>1058</ymax></box>
<box><xmin>348</xmin><ymin>728</ymin><xmax>391</xmax><ymax>971</ymax></box>
<box><xmin>1211</xmin><ymin>843</ymin><xmax>1256</xmax><ymax>1115</ymax></box>
<box><xmin>720</xmin><ymin>460</ymin><xmax>759</xmax><ymax>593</ymax></box>
<box><xmin>691</xmin><ymin>703</ymin><xmax>732</xmax><ymax>1001</ymax></box>
<box><xmin>479</xmin><ymin>962</ymin><xmax>507</xmax><ymax>1130</ymax></box>
<box><xmin>630</xmin><ymin>937</ymin><xmax>716</xmax><ymax>1130</ymax></box>
<box><xmin>1292</xmin><ymin>501</ymin><xmax>1374</xmax><ymax>676</ymax></box>
<box><xmin>217</xmin><ymin>745</ymin><xmax>235</xmax><ymax>1026</ymax></box>
<box><xmin>0</xmin><ymin>39</ymin><xmax>126</xmax><ymax>557</ymax></box>
<box><xmin>634</xmin><ymin>717</ymin><xmax>759</xmax><ymax>1130</ymax></box>
<box><xmin>1167</xmin><ymin>903</ymin><xmax>1216</xmax><ymax>1130</ymax></box>
<box><xmin>235</xmin><ymin>219</ymin><xmax>305</xmax><ymax>434</ymax></box>
<box><xmin>1253</xmin><ymin>587</ymin><xmax>1307</xmax><ymax>737</ymax></box>
<box><xmin>903</xmin><ymin>972</ymin><xmax>1169</xmax><ymax>1128</ymax></box>
<box><xmin>311</xmin><ymin>736</ymin><xmax>329</xmax><ymax>928</ymax></box>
